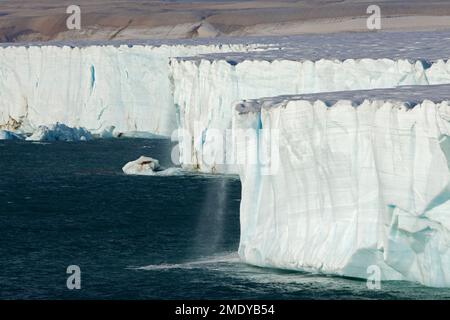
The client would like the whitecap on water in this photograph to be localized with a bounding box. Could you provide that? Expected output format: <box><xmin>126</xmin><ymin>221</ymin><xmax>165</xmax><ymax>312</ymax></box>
<box><xmin>31</xmin><ymin>142</ymin><xmax>51</xmax><ymax>145</ymax></box>
<box><xmin>154</xmin><ymin>167</ymin><xmax>184</xmax><ymax>176</ymax></box>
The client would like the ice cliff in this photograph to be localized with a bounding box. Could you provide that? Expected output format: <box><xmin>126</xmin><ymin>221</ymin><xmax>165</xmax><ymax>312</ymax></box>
<box><xmin>233</xmin><ymin>85</ymin><xmax>450</xmax><ymax>287</ymax></box>
<box><xmin>0</xmin><ymin>39</ymin><xmax>264</xmax><ymax>136</ymax></box>
<box><xmin>2</xmin><ymin>31</ymin><xmax>450</xmax><ymax>287</ymax></box>
<box><xmin>4</xmin><ymin>31</ymin><xmax>450</xmax><ymax>147</ymax></box>
<box><xmin>172</xmin><ymin>56</ymin><xmax>450</xmax><ymax>174</ymax></box>
<box><xmin>170</xmin><ymin>31</ymin><xmax>450</xmax><ymax>174</ymax></box>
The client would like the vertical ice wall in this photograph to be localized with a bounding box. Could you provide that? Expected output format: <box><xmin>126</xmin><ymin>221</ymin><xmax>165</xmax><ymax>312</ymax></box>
<box><xmin>0</xmin><ymin>42</ymin><xmax>261</xmax><ymax>136</ymax></box>
<box><xmin>171</xmin><ymin>58</ymin><xmax>450</xmax><ymax>173</ymax></box>
<box><xmin>233</xmin><ymin>92</ymin><xmax>450</xmax><ymax>287</ymax></box>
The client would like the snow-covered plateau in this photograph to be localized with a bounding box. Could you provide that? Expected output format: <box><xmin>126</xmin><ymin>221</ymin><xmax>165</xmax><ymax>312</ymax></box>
<box><xmin>234</xmin><ymin>85</ymin><xmax>450</xmax><ymax>287</ymax></box>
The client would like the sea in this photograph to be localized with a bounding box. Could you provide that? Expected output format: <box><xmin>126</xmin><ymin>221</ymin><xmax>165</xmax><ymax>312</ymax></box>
<box><xmin>0</xmin><ymin>138</ymin><xmax>449</xmax><ymax>299</ymax></box>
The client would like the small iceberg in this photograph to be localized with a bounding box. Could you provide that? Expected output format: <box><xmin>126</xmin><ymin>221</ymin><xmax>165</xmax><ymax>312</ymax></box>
<box><xmin>0</xmin><ymin>130</ymin><xmax>24</xmax><ymax>140</ymax></box>
<box><xmin>122</xmin><ymin>156</ymin><xmax>182</xmax><ymax>176</ymax></box>
<box><xmin>26</xmin><ymin>123</ymin><xmax>93</xmax><ymax>142</ymax></box>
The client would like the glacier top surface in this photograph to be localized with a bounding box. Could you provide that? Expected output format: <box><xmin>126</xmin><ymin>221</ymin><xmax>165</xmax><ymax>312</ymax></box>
<box><xmin>0</xmin><ymin>35</ymin><xmax>279</xmax><ymax>49</ymax></box>
<box><xmin>3</xmin><ymin>30</ymin><xmax>450</xmax><ymax>64</ymax></box>
<box><xmin>174</xmin><ymin>30</ymin><xmax>450</xmax><ymax>63</ymax></box>
<box><xmin>236</xmin><ymin>84</ymin><xmax>450</xmax><ymax>113</ymax></box>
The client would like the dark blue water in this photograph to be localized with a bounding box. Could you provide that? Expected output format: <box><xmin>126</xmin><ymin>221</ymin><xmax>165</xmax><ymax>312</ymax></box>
<box><xmin>0</xmin><ymin>139</ymin><xmax>449</xmax><ymax>300</ymax></box>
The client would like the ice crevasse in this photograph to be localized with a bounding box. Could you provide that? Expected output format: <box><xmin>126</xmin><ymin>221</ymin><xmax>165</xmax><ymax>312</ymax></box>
<box><xmin>233</xmin><ymin>85</ymin><xmax>450</xmax><ymax>287</ymax></box>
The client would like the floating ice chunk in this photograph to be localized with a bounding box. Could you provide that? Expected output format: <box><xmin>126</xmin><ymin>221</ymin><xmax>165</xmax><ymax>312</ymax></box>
<box><xmin>26</xmin><ymin>123</ymin><xmax>93</xmax><ymax>141</ymax></box>
<box><xmin>122</xmin><ymin>156</ymin><xmax>183</xmax><ymax>176</ymax></box>
<box><xmin>0</xmin><ymin>130</ymin><xmax>24</xmax><ymax>140</ymax></box>
<box><xmin>122</xmin><ymin>156</ymin><xmax>162</xmax><ymax>175</ymax></box>
<box><xmin>171</xmin><ymin>54</ymin><xmax>450</xmax><ymax>174</ymax></box>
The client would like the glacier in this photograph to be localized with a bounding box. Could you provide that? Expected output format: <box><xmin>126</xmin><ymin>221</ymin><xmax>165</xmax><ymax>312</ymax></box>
<box><xmin>2</xmin><ymin>31</ymin><xmax>450</xmax><ymax>287</ymax></box>
<box><xmin>233</xmin><ymin>85</ymin><xmax>450</xmax><ymax>287</ymax></box>
<box><xmin>172</xmin><ymin>55</ymin><xmax>450</xmax><ymax>174</ymax></box>
<box><xmin>4</xmin><ymin>31</ymin><xmax>450</xmax><ymax>145</ymax></box>
<box><xmin>0</xmin><ymin>39</ymin><xmax>267</xmax><ymax>137</ymax></box>
<box><xmin>171</xmin><ymin>31</ymin><xmax>450</xmax><ymax>174</ymax></box>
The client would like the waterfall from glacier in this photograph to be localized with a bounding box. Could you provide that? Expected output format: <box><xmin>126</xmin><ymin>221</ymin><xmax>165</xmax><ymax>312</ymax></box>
<box><xmin>192</xmin><ymin>177</ymin><xmax>230</xmax><ymax>257</ymax></box>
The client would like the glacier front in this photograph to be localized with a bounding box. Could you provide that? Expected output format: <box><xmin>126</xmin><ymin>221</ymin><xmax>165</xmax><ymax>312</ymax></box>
<box><xmin>233</xmin><ymin>85</ymin><xmax>450</xmax><ymax>287</ymax></box>
<box><xmin>171</xmin><ymin>31</ymin><xmax>450</xmax><ymax>174</ymax></box>
<box><xmin>2</xmin><ymin>31</ymin><xmax>450</xmax><ymax>288</ymax></box>
<box><xmin>0</xmin><ymin>39</ymin><xmax>267</xmax><ymax>136</ymax></box>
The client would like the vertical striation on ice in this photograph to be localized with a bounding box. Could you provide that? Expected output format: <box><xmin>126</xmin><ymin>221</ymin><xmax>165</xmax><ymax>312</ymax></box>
<box><xmin>233</xmin><ymin>86</ymin><xmax>450</xmax><ymax>287</ymax></box>
<box><xmin>0</xmin><ymin>42</ymin><xmax>263</xmax><ymax>136</ymax></box>
<box><xmin>171</xmin><ymin>57</ymin><xmax>450</xmax><ymax>174</ymax></box>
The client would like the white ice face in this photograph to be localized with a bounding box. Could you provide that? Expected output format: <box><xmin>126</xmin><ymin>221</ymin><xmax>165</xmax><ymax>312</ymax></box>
<box><xmin>0</xmin><ymin>41</ymin><xmax>262</xmax><ymax>137</ymax></box>
<box><xmin>234</xmin><ymin>88</ymin><xmax>450</xmax><ymax>288</ymax></box>
<box><xmin>3</xmin><ymin>31</ymin><xmax>450</xmax><ymax>287</ymax></box>
<box><xmin>171</xmin><ymin>57</ymin><xmax>450</xmax><ymax>174</ymax></box>
<box><xmin>169</xmin><ymin>31</ymin><xmax>450</xmax><ymax>174</ymax></box>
